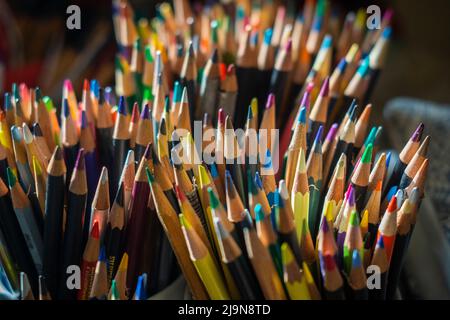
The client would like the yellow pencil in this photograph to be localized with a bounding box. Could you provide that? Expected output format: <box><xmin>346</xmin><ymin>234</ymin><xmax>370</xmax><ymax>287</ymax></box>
<box><xmin>180</xmin><ymin>214</ymin><xmax>230</xmax><ymax>300</ymax></box>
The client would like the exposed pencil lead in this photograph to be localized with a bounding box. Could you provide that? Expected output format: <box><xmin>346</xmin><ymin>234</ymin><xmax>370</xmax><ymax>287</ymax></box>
<box><xmin>118</xmin><ymin>96</ymin><xmax>127</xmax><ymax>115</ymax></box>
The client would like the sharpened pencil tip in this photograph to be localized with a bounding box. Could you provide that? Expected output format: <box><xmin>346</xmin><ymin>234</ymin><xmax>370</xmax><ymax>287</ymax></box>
<box><xmin>63</xmin><ymin>98</ymin><xmax>70</xmax><ymax>118</ymax></box>
<box><xmin>281</xmin><ymin>242</ymin><xmax>294</xmax><ymax>265</ymax></box>
<box><xmin>254</xmin><ymin>204</ymin><xmax>264</xmax><ymax>222</ymax></box>
<box><xmin>140</xmin><ymin>103</ymin><xmax>150</xmax><ymax>120</ymax></box>
<box><xmin>145</xmin><ymin>167</ymin><xmax>154</xmax><ymax>183</ymax></box>
<box><xmin>52</xmin><ymin>146</ymin><xmax>63</xmax><ymax>161</ymax></box>
<box><xmin>319</xmin><ymin>77</ymin><xmax>329</xmax><ymax>97</ymax></box>
<box><xmin>198</xmin><ymin>165</ymin><xmax>210</xmax><ymax>187</ymax></box>
<box><xmin>349</xmin><ymin>210</ymin><xmax>359</xmax><ymax>226</ymax></box>
<box><xmin>6</xmin><ymin>167</ymin><xmax>16</xmax><ymax>187</ymax></box>
<box><xmin>218</xmin><ymin>108</ymin><xmax>225</xmax><ymax>125</ymax></box>
<box><xmin>323</xmin><ymin>254</ymin><xmax>337</xmax><ymax>271</ymax></box>
<box><xmin>266</xmin><ymin>93</ymin><xmax>275</xmax><ymax>109</ymax></box>
<box><xmin>313</xmin><ymin>126</ymin><xmax>324</xmax><ymax>150</ymax></box>
<box><xmin>98</xmin><ymin>246</ymin><xmax>106</xmax><ymax>262</ymax></box>
<box><xmin>32</xmin><ymin>123</ymin><xmax>43</xmax><ymax>137</ymax></box>
<box><xmin>376</xmin><ymin>235</ymin><xmax>385</xmax><ymax>249</ymax></box>
<box><xmin>298</xmin><ymin>107</ymin><xmax>307</xmax><ymax>124</ymax></box>
<box><xmin>118</xmin><ymin>96</ymin><xmax>127</xmax><ymax>115</ymax></box>
<box><xmin>387</xmin><ymin>195</ymin><xmax>397</xmax><ymax>212</ymax></box>
<box><xmin>75</xmin><ymin>148</ymin><xmax>85</xmax><ymax>170</ymax></box>
<box><xmin>300</xmin><ymin>91</ymin><xmax>310</xmax><ymax>110</ymax></box>
<box><xmin>81</xmin><ymin>110</ymin><xmax>88</xmax><ymax>129</ymax></box>
<box><xmin>361</xmin><ymin>143</ymin><xmax>373</xmax><ymax>164</ymax></box>
<box><xmin>208</xmin><ymin>187</ymin><xmax>220</xmax><ymax>209</ymax></box>
<box><xmin>91</xmin><ymin>221</ymin><xmax>100</xmax><ymax>239</ymax></box>
<box><xmin>352</xmin><ymin>249</ymin><xmax>362</xmax><ymax>268</ymax></box>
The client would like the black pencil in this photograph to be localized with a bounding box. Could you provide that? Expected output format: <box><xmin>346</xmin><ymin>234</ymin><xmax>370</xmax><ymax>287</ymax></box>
<box><xmin>61</xmin><ymin>99</ymin><xmax>79</xmax><ymax>188</ymax></box>
<box><xmin>215</xmin><ymin>218</ymin><xmax>263</xmax><ymax>300</ymax></box>
<box><xmin>270</xmin><ymin>39</ymin><xmax>293</xmax><ymax>125</ymax></box>
<box><xmin>235</xmin><ymin>25</ymin><xmax>258</xmax><ymax>129</ymax></box>
<box><xmin>60</xmin><ymin>149</ymin><xmax>86</xmax><ymax>299</ymax></box>
<box><xmin>224</xmin><ymin>116</ymin><xmax>246</xmax><ymax>203</ymax></box>
<box><xmin>111</xmin><ymin>96</ymin><xmax>131</xmax><ymax>200</ymax></box>
<box><xmin>382</xmin><ymin>123</ymin><xmax>423</xmax><ymax>199</ymax></box>
<box><xmin>95</xmin><ymin>88</ymin><xmax>114</xmax><ymax>174</ymax></box>
<box><xmin>43</xmin><ymin>146</ymin><xmax>66</xmax><ymax>298</ymax></box>
<box><xmin>180</xmin><ymin>41</ymin><xmax>197</xmax><ymax>128</ymax></box>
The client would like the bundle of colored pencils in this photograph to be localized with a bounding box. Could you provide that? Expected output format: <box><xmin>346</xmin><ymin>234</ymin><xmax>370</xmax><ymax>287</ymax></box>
<box><xmin>0</xmin><ymin>0</ymin><xmax>430</xmax><ymax>300</ymax></box>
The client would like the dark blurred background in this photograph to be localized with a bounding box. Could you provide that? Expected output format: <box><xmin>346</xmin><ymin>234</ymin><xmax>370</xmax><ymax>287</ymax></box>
<box><xmin>1</xmin><ymin>0</ymin><xmax>449</xmax><ymax>108</ymax></box>
<box><xmin>1</xmin><ymin>0</ymin><xmax>449</xmax><ymax>298</ymax></box>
